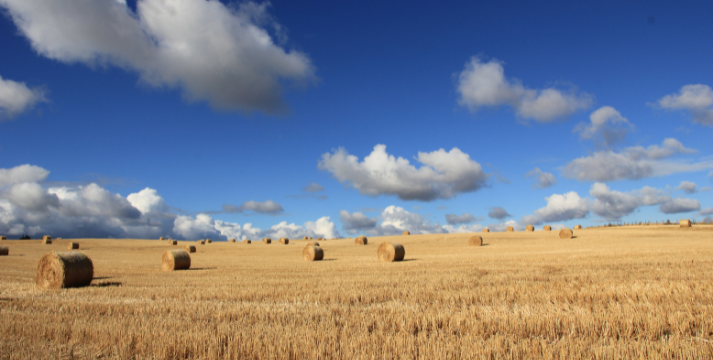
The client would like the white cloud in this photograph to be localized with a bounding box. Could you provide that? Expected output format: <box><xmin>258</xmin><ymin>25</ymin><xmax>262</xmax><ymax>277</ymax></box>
<box><xmin>658</xmin><ymin>84</ymin><xmax>713</xmax><ymax>126</ymax></box>
<box><xmin>456</xmin><ymin>57</ymin><xmax>592</xmax><ymax>122</ymax></box>
<box><xmin>127</xmin><ymin>187</ymin><xmax>169</xmax><ymax>214</ymax></box>
<box><xmin>445</xmin><ymin>213</ymin><xmax>478</xmax><ymax>225</ymax></box>
<box><xmin>659</xmin><ymin>198</ymin><xmax>700</xmax><ymax>214</ymax></box>
<box><xmin>340</xmin><ymin>210</ymin><xmax>378</xmax><ymax>231</ymax></box>
<box><xmin>526</xmin><ymin>167</ymin><xmax>557</xmax><ymax>189</ymax></box>
<box><xmin>340</xmin><ymin>206</ymin><xmax>483</xmax><ymax>236</ymax></box>
<box><xmin>588</xmin><ymin>183</ymin><xmax>669</xmax><ymax>221</ymax></box>
<box><xmin>0</xmin><ymin>164</ymin><xmax>49</xmax><ymax>188</ymax></box>
<box><xmin>563</xmin><ymin>138</ymin><xmax>710</xmax><ymax>182</ymax></box>
<box><xmin>486</xmin><ymin>220</ymin><xmax>522</xmax><ymax>232</ymax></box>
<box><xmin>0</xmin><ymin>0</ymin><xmax>314</xmax><ymax>114</ymax></box>
<box><xmin>674</xmin><ymin>181</ymin><xmax>697</xmax><ymax>194</ymax></box>
<box><xmin>487</xmin><ymin>206</ymin><xmax>511</xmax><ymax>220</ymax></box>
<box><xmin>0</xmin><ymin>75</ymin><xmax>45</xmax><ymax>119</ymax></box>
<box><xmin>222</xmin><ymin>200</ymin><xmax>283</xmax><ymax>214</ymax></box>
<box><xmin>303</xmin><ymin>183</ymin><xmax>325</xmax><ymax>193</ymax></box>
<box><xmin>574</xmin><ymin>106</ymin><xmax>633</xmax><ymax>149</ymax></box>
<box><xmin>700</xmin><ymin>208</ymin><xmax>713</xmax><ymax>216</ymax></box>
<box><xmin>318</xmin><ymin>144</ymin><xmax>489</xmax><ymax>201</ymax></box>
<box><xmin>520</xmin><ymin>191</ymin><xmax>589</xmax><ymax>225</ymax></box>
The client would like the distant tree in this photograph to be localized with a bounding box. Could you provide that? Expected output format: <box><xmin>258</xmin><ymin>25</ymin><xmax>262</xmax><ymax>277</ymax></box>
<box><xmin>20</xmin><ymin>234</ymin><xmax>31</xmax><ymax>240</ymax></box>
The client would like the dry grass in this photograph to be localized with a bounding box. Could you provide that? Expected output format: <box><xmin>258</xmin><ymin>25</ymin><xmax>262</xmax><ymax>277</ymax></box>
<box><xmin>2</xmin><ymin>226</ymin><xmax>713</xmax><ymax>359</ymax></box>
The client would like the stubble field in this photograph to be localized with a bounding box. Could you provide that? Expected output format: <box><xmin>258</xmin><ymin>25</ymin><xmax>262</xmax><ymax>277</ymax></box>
<box><xmin>1</xmin><ymin>226</ymin><xmax>713</xmax><ymax>359</ymax></box>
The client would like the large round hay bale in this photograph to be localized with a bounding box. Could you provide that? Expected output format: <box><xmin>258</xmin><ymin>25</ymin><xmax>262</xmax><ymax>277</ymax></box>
<box><xmin>303</xmin><ymin>236</ymin><xmax>308</xmax><ymax>240</ymax></box>
<box><xmin>42</xmin><ymin>235</ymin><xmax>52</xmax><ymax>241</ymax></box>
<box><xmin>680</xmin><ymin>219</ymin><xmax>692</xmax><ymax>228</ymax></box>
<box><xmin>306</xmin><ymin>241</ymin><xmax>320</xmax><ymax>246</ymax></box>
<box><xmin>206</xmin><ymin>239</ymin><xmax>212</xmax><ymax>244</ymax></box>
<box><xmin>229</xmin><ymin>238</ymin><xmax>236</xmax><ymax>243</ymax></box>
<box><xmin>543</xmin><ymin>225</ymin><xmax>551</xmax><ymax>231</ymax></box>
<box><xmin>35</xmin><ymin>251</ymin><xmax>93</xmax><ymax>289</ymax></box>
<box><xmin>170</xmin><ymin>240</ymin><xmax>177</xmax><ymax>245</ymax></box>
<box><xmin>482</xmin><ymin>228</ymin><xmax>490</xmax><ymax>233</ymax></box>
<box><xmin>67</xmin><ymin>242</ymin><xmax>79</xmax><ymax>250</ymax></box>
<box><xmin>526</xmin><ymin>225</ymin><xmax>534</xmax><ymax>232</ymax></box>
<box><xmin>355</xmin><ymin>235</ymin><xmax>368</xmax><ymax>245</ymax></box>
<box><xmin>506</xmin><ymin>226</ymin><xmax>514</xmax><ymax>232</ymax></box>
<box><xmin>317</xmin><ymin>237</ymin><xmax>323</xmax><ymax>240</ymax></box>
<box><xmin>468</xmin><ymin>236</ymin><xmax>483</xmax><ymax>246</ymax></box>
<box><xmin>279</xmin><ymin>237</ymin><xmax>289</xmax><ymax>245</ymax></box>
<box><xmin>162</xmin><ymin>249</ymin><xmax>191</xmax><ymax>271</ymax></box>
<box><xmin>185</xmin><ymin>245</ymin><xmax>196</xmax><ymax>253</ymax></box>
<box><xmin>159</xmin><ymin>237</ymin><xmax>165</xmax><ymax>241</ymax></box>
<box><xmin>303</xmin><ymin>246</ymin><xmax>324</xmax><ymax>261</ymax></box>
<box><xmin>402</xmin><ymin>231</ymin><xmax>410</xmax><ymax>236</ymax></box>
<box><xmin>198</xmin><ymin>240</ymin><xmax>205</xmax><ymax>245</ymax></box>
<box><xmin>1</xmin><ymin>235</ymin><xmax>7</xmax><ymax>240</ymax></box>
<box><xmin>378</xmin><ymin>242</ymin><xmax>405</xmax><ymax>262</ymax></box>
<box><xmin>574</xmin><ymin>225</ymin><xmax>582</xmax><ymax>229</ymax></box>
<box><xmin>559</xmin><ymin>228</ymin><xmax>573</xmax><ymax>239</ymax></box>
<box><xmin>43</xmin><ymin>238</ymin><xmax>52</xmax><ymax>245</ymax></box>
<box><xmin>244</xmin><ymin>239</ymin><xmax>252</xmax><ymax>244</ymax></box>
<box><xmin>263</xmin><ymin>238</ymin><xmax>272</xmax><ymax>244</ymax></box>
<box><xmin>0</xmin><ymin>246</ymin><xmax>8</xmax><ymax>256</ymax></box>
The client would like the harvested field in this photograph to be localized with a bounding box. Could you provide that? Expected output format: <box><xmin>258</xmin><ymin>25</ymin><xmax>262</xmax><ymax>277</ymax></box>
<box><xmin>2</xmin><ymin>226</ymin><xmax>713</xmax><ymax>359</ymax></box>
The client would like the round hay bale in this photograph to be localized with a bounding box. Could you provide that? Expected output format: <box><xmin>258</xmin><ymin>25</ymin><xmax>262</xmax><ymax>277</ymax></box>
<box><xmin>308</xmin><ymin>237</ymin><xmax>313</xmax><ymax>240</ymax></box>
<box><xmin>402</xmin><ymin>231</ymin><xmax>410</xmax><ymax>236</ymax></box>
<box><xmin>526</xmin><ymin>225</ymin><xmax>534</xmax><ymax>232</ymax></box>
<box><xmin>0</xmin><ymin>246</ymin><xmax>8</xmax><ymax>256</ymax></box>
<box><xmin>162</xmin><ymin>249</ymin><xmax>191</xmax><ymax>271</ymax></box>
<box><xmin>559</xmin><ymin>228</ymin><xmax>573</xmax><ymax>239</ymax></box>
<box><xmin>482</xmin><ymin>228</ymin><xmax>490</xmax><ymax>233</ymax></box>
<box><xmin>185</xmin><ymin>245</ymin><xmax>196</xmax><ymax>253</ymax></box>
<box><xmin>199</xmin><ymin>240</ymin><xmax>205</xmax><ymax>245</ymax></box>
<box><xmin>355</xmin><ymin>235</ymin><xmax>368</xmax><ymax>245</ymax></box>
<box><xmin>263</xmin><ymin>238</ymin><xmax>272</xmax><ymax>244</ymax></box>
<box><xmin>67</xmin><ymin>242</ymin><xmax>79</xmax><ymax>250</ymax></box>
<box><xmin>244</xmin><ymin>239</ymin><xmax>252</xmax><ymax>244</ymax></box>
<box><xmin>306</xmin><ymin>241</ymin><xmax>320</xmax><ymax>246</ymax></box>
<box><xmin>506</xmin><ymin>226</ymin><xmax>514</xmax><ymax>232</ymax></box>
<box><xmin>1</xmin><ymin>235</ymin><xmax>7</xmax><ymax>240</ymax></box>
<box><xmin>468</xmin><ymin>235</ymin><xmax>483</xmax><ymax>246</ymax></box>
<box><xmin>42</xmin><ymin>235</ymin><xmax>52</xmax><ymax>241</ymax></box>
<box><xmin>170</xmin><ymin>240</ymin><xmax>177</xmax><ymax>245</ymax></box>
<box><xmin>680</xmin><ymin>219</ymin><xmax>692</xmax><ymax>228</ymax></box>
<box><xmin>303</xmin><ymin>246</ymin><xmax>324</xmax><ymax>261</ymax></box>
<box><xmin>35</xmin><ymin>251</ymin><xmax>93</xmax><ymax>289</ymax></box>
<box><xmin>378</xmin><ymin>242</ymin><xmax>405</xmax><ymax>262</ymax></box>
<box><xmin>229</xmin><ymin>238</ymin><xmax>236</xmax><ymax>243</ymax></box>
<box><xmin>159</xmin><ymin>237</ymin><xmax>165</xmax><ymax>241</ymax></box>
<box><xmin>206</xmin><ymin>239</ymin><xmax>212</xmax><ymax>244</ymax></box>
<box><xmin>279</xmin><ymin>237</ymin><xmax>289</xmax><ymax>245</ymax></box>
<box><xmin>543</xmin><ymin>225</ymin><xmax>551</xmax><ymax>231</ymax></box>
<box><xmin>303</xmin><ymin>236</ymin><xmax>308</xmax><ymax>240</ymax></box>
<box><xmin>43</xmin><ymin>238</ymin><xmax>52</xmax><ymax>245</ymax></box>
<box><xmin>574</xmin><ymin>225</ymin><xmax>582</xmax><ymax>230</ymax></box>
<box><xmin>317</xmin><ymin>237</ymin><xmax>323</xmax><ymax>240</ymax></box>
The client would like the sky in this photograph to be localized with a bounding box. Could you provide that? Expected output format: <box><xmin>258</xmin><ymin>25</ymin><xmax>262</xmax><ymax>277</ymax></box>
<box><xmin>1</xmin><ymin>0</ymin><xmax>712</xmax><ymax>240</ymax></box>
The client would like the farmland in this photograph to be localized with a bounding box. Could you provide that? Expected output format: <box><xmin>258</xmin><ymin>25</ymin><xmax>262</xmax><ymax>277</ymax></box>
<box><xmin>1</xmin><ymin>225</ymin><xmax>713</xmax><ymax>359</ymax></box>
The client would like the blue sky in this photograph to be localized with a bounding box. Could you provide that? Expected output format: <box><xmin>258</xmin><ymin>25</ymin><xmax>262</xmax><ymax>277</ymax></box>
<box><xmin>1</xmin><ymin>0</ymin><xmax>712</xmax><ymax>240</ymax></box>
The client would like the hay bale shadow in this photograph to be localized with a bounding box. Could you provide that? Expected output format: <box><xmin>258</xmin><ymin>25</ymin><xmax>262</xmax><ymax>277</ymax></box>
<box><xmin>187</xmin><ymin>267</ymin><xmax>218</xmax><ymax>271</ymax></box>
<box><xmin>92</xmin><ymin>281</ymin><xmax>122</xmax><ymax>287</ymax></box>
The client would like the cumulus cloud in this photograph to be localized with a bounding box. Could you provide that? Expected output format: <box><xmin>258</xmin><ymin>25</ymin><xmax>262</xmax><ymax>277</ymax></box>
<box><xmin>674</xmin><ymin>181</ymin><xmax>697</xmax><ymax>194</ymax></box>
<box><xmin>222</xmin><ymin>200</ymin><xmax>283</xmax><ymax>214</ymax></box>
<box><xmin>456</xmin><ymin>57</ymin><xmax>592</xmax><ymax>122</ymax></box>
<box><xmin>589</xmin><ymin>183</ymin><xmax>669</xmax><ymax>221</ymax></box>
<box><xmin>303</xmin><ymin>183</ymin><xmax>325</xmax><ymax>193</ymax></box>
<box><xmin>339</xmin><ymin>210</ymin><xmax>378</xmax><ymax>230</ymax></box>
<box><xmin>563</xmin><ymin>138</ymin><xmax>711</xmax><ymax>182</ymax></box>
<box><xmin>658</xmin><ymin>84</ymin><xmax>713</xmax><ymax>126</ymax></box>
<box><xmin>445</xmin><ymin>213</ymin><xmax>477</xmax><ymax>225</ymax></box>
<box><xmin>0</xmin><ymin>164</ymin><xmax>49</xmax><ymax>187</ymax></box>
<box><xmin>486</xmin><ymin>220</ymin><xmax>523</xmax><ymax>232</ymax></box>
<box><xmin>0</xmin><ymin>0</ymin><xmax>314</xmax><ymax>114</ymax></box>
<box><xmin>659</xmin><ymin>198</ymin><xmax>700</xmax><ymax>214</ymax></box>
<box><xmin>340</xmin><ymin>206</ymin><xmax>483</xmax><ymax>236</ymax></box>
<box><xmin>526</xmin><ymin>167</ymin><xmax>557</xmax><ymax>189</ymax></box>
<box><xmin>0</xmin><ymin>75</ymin><xmax>45</xmax><ymax>119</ymax></box>
<box><xmin>488</xmin><ymin>206</ymin><xmax>511</xmax><ymax>220</ymax></box>
<box><xmin>127</xmin><ymin>187</ymin><xmax>169</xmax><ymax>214</ymax></box>
<box><xmin>318</xmin><ymin>144</ymin><xmax>489</xmax><ymax>201</ymax></box>
<box><xmin>700</xmin><ymin>208</ymin><xmax>713</xmax><ymax>216</ymax></box>
<box><xmin>520</xmin><ymin>192</ymin><xmax>589</xmax><ymax>225</ymax></box>
<box><xmin>574</xmin><ymin>106</ymin><xmax>633</xmax><ymax>149</ymax></box>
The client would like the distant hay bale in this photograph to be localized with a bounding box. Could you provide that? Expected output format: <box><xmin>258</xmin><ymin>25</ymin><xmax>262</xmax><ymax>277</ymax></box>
<box><xmin>67</xmin><ymin>242</ymin><xmax>79</xmax><ymax>250</ymax></box>
<box><xmin>378</xmin><ymin>242</ymin><xmax>405</xmax><ymax>262</ymax></box>
<box><xmin>506</xmin><ymin>226</ymin><xmax>514</xmax><ymax>232</ymax></box>
<box><xmin>303</xmin><ymin>236</ymin><xmax>308</xmax><ymax>240</ymax></box>
<box><xmin>159</xmin><ymin>237</ymin><xmax>165</xmax><ymax>241</ymax></box>
<box><xmin>36</xmin><ymin>251</ymin><xmax>93</xmax><ymax>289</ymax></box>
<box><xmin>170</xmin><ymin>240</ymin><xmax>177</xmax><ymax>245</ymax></box>
<box><xmin>185</xmin><ymin>245</ymin><xmax>196</xmax><ymax>253</ymax></box>
<box><xmin>482</xmin><ymin>228</ymin><xmax>490</xmax><ymax>233</ymax></box>
<box><xmin>1</xmin><ymin>236</ymin><xmax>6</xmax><ymax>240</ymax></box>
<box><xmin>680</xmin><ymin>219</ymin><xmax>692</xmax><ymax>228</ymax></box>
<box><xmin>543</xmin><ymin>225</ymin><xmax>551</xmax><ymax>231</ymax></box>
<box><xmin>308</xmin><ymin>237</ymin><xmax>313</xmax><ymax>240</ymax></box>
<box><xmin>306</xmin><ymin>241</ymin><xmax>320</xmax><ymax>246</ymax></box>
<box><xmin>244</xmin><ymin>239</ymin><xmax>252</xmax><ymax>244</ymax></box>
<box><xmin>526</xmin><ymin>225</ymin><xmax>534</xmax><ymax>232</ymax></box>
<box><xmin>574</xmin><ymin>225</ymin><xmax>582</xmax><ymax>230</ymax></box>
<box><xmin>279</xmin><ymin>237</ymin><xmax>289</xmax><ymax>245</ymax></box>
<box><xmin>317</xmin><ymin>237</ymin><xmax>323</xmax><ymax>240</ymax></box>
<box><xmin>0</xmin><ymin>246</ymin><xmax>8</xmax><ymax>256</ymax></box>
<box><xmin>206</xmin><ymin>239</ymin><xmax>212</xmax><ymax>244</ymax></box>
<box><xmin>355</xmin><ymin>235</ymin><xmax>368</xmax><ymax>245</ymax></box>
<box><xmin>559</xmin><ymin>228</ymin><xmax>573</xmax><ymax>239</ymax></box>
<box><xmin>468</xmin><ymin>236</ymin><xmax>483</xmax><ymax>246</ymax></box>
<box><xmin>198</xmin><ymin>240</ymin><xmax>205</xmax><ymax>245</ymax></box>
<box><xmin>43</xmin><ymin>238</ymin><xmax>52</xmax><ymax>245</ymax></box>
<box><xmin>263</xmin><ymin>238</ymin><xmax>272</xmax><ymax>244</ymax></box>
<box><xmin>42</xmin><ymin>235</ymin><xmax>52</xmax><ymax>241</ymax></box>
<box><xmin>229</xmin><ymin>238</ymin><xmax>236</xmax><ymax>243</ymax></box>
<box><xmin>402</xmin><ymin>231</ymin><xmax>410</xmax><ymax>236</ymax></box>
<box><xmin>162</xmin><ymin>249</ymin><xmax>191</xmax><ymax>271</ymax></box>
<box><xmin>303</xmin><ymin>246</ymin><xmax>324</xmax><ymax>261</ymax></box>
